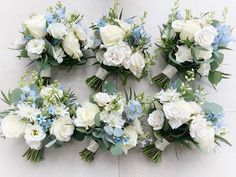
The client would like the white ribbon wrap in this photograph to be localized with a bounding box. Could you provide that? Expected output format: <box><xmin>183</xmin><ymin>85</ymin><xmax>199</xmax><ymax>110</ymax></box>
<box><xmin>162</xmin><ymin>64</ymin><xmax>178</xmax><ymax>79</ymax></box>
<box><xmin>87</xmin><ymin>139</ymin><xmax>99</xmax><ymax>153</ymax></box>
<box><xmin>155</xmin><ymin>138</ymin><xmax>170</xmax><ymax>151</ymax></box>
<box><xmin>40</xmin><ymin>67</ymin><xmax>52</xmax><ymax>78</ymax></box>
<box><xmin>95</xmin><ymin>67</ymin><xmax>108</xmax><ymax>80</ymax></box>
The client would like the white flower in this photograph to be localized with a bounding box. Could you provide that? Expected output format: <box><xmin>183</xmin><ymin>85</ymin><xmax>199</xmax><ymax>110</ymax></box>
<box><xmin>24</xmin><ymin>124</ymin><xmax>46</xmax><ymax>150</ymax></box>
<box><xmin>24</xmin><ymin>15</ymin><xmax>47</xmax><ymax>38</ymax></box>
<box><xmin>124</xmin><ymin>51</ymin><xmax>145</xmax><ymax>78</ymax></box>
<box><xmin>100</xmin><ymin>111</ymin><xmax>125</xmax><ymax>129</ymax></box>
<box><xmin>123</xmin><ymin>125</ymin><xmax>138</xmax><ymax>155</ymax></box>
<box><xmin>50</xmin><ymin>116</ymin><xmax>74</xmax><ymax>142</ymax></box>
<box><xmin>194</xmin><ymin>25</ymin><xmax>218</xmax><ymax>48</ymax></box>
<box><xmin>115</xmin><ymin>19</ymin><xmax>132</xmax><ymax>32</ymax></box>
<box><xmin>197</xmin><ymin>63</ymin><xmax>211</xmax><ymax>76</ymax></box>
<box><xmin>26</xmin><ymin>39</ymin><xmax>45</xmax><ymax>60</ymax></box>
<box><xmin>94</xmin><ymin>92</ymin><xmax>112</xmax><ymax>107</ymax></box>
<box><xmin>100</xmin><ymin>24</ymin><xmax>125</xmax><ymax>45</ymax></box>
<box><xmin>180</xmin><ymin>20</ymin><xmax>201</xmax><ymax>41</ymax></box>
<box><xmin>103</xmin><ymin>43</ymin><xmax>132</xmax><ymax>66</ymax></box>
<box><xmin>156</xmin><ymin>88</ymin><xmax>180</xmax><ymax>103</ymax></box>
<box><xmin>16</xmin><ymin>104</ymin><xmax>41</xmax><ymax>121</ymax></box>
<box><xmin>194</xmin><ymin>46</ymin><xmax>213</xmax><ymax>61</ymax></box>
<box><xmin>132</xmin><ymin>119</ymin><xmax>143</xmax><ymax>135</ymax></box>
<box><xmin>147</xmin><ymin>109</ymin><xmax>164</xmax><ymax>130</ymax></box>
<box><xmin>190</xmin><ymin>116</ymin><xmax>215</xmax><ymax>152</ymax></box>
<box><xmin>189</xmin><ymin>102</ymin><xmax>203</xmax><ymax>115</ymax></box>
<box><xmin>163</xmin><ymin>100</ymin><xmax>192</xmax><ymax>129</ymax></box>
<box><xmin>62</xmin><ymin>30</ymin><xmax>83</xmax><ymax>60</ymax></box>
<box><xmin>72</xmin><ymin>23</ymin><xmax>87</xmax><ymax>41</ymax></box>
<box><xmin>175</xmin><ymin>45</ymin><xmax>192</xmax><ymax>63</ymax></box>
<box><xmin>13</xmin><ymin>33</ymin><xmax>27</xmax><ymax>49</ymax></box>
<box><xmin>171</xmin><ymin>20</ymin><xmax>184</xmax><ymax>32</ymax></box>
<box><xmin>1</xmin><ymin>114</ymin><xmax>26</xmax><ymax>138</ymax></box>
<box><xmin>55</xmin><ymin>105</ymin><xmax>69</xmax><ymax>117</ymax></box>
<box><xmin>74</xmin><ymin>102</ymin><xmax>99</xmax><ymax>128</ymax></box>
<box><xmin>47</xmin><ymin>22</ymin><xmax>68</xmax><ymax>40</ymax></box>
<box><xmin>53</xmin><ymin>46</ymin><xmax>66</xmax><ymax>63</ymax></box>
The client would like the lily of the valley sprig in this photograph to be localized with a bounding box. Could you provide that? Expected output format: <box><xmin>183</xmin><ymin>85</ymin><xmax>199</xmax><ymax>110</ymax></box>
<box><xmin>86</xmin><ymin>0</ymin><xmax>154</xmax><ymax>91</ymax></box>
<box><xmin>11</xmin><ymin>2</ymin><xmax>92</xmax><ymax>81</ymax></box>
<box><xmin>152</xmin><ymin>0</ymin><xmax>233</xmax><ymax>89</ymax></box>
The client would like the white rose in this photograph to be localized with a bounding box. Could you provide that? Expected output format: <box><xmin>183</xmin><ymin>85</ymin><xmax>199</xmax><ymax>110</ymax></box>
<box><xmin>125</xmin><ymin>51</ymin><xmax>145</xmax><ymax>78</ymax></box>
<box><xmin>171</xmin><ymin>20</ymin><xmax>184</xmax><ymax>32</ymax></box>
<box><xmin>24</xmin><ymin>15</ymin><xmax>47</xmax><ymax>38</ymax></box>
<box><xmin>122</xmin><ymin>125</ymin><xmax>138</xmax><ymax>155</ymax></box>
<box><xmin>62</xmin><ymin>30</ymin><xmax>83</xmax><ymax>60</ymax></box>
<box><xmin>26</xmin><ymin>39</ymin><xmax>45</xmax><ymax>60</ymax></box>
<box><xmin>190</xmin><ymin>116</ymin><xmax>215</xmax><ymax>152</ymax></box>
<box><xmin>100</xmin><ymin>24</ymin><xmax>125</xmax><ymax>45</ymax></box>
<box><xmin>74</xmin><ymin>102</ymin><xmax>100</xmax><ymax>128</ymax></box>
<box><xmin>156</xmin><ymin>88</ymin><xmax>181</xmax><ymax>103</ymax></box>
<box><xmin>175</xmin><ymin>45</ymin><xmax>192</xmax><ymax>63</ymax></box>
<box><xmin>197</xmin><ymin>63</ymin><xmax>211</xmax><ymax>76</ymax></box>
<box><xmin>94</xmin><ymin>92</ymin><xmax>112</xmax><ymax>107</ymax></box>
<box><xmin>50</xmin><ymin>116</ymin><xmax>74</xmax><ymax>142</ymax></box>
<box><xmin>12</xmin><ymin>33</ymin><xmax>27</xmax><ymax>49</ymax></box>
<box><xmin>189</xmin><ymin>102</ymin><xmax>203</xmax><ymax>115</ymax></box>
<box><xmin>194</xmin><ymin>46</ymin><xmax>213</xmax><ymax>61</ymax></box>
<box><xmin>180</xmin><ymin>20</ymin><xmax>201</xmax><ymax>41</ymax></box>
<box><xmin>72</xmin><ymin>24</ymin><xmax>87</xmax><ymax>41</ymax></box>
<box><xmin>53</xmin><ymin>46</ymin><xmax>66</xmax><ymax>63</ymax></box>
<box><xmin>47</xmin><ymin>23</ymin><xmax>68</xmax><ymax>40</ymax></box>
<box><xmin>194</xmin><ymin>25</ymin><xmax>218</xmax><ymax>48</ymax></box>
<box><xmin>16</xmin><ymin>104</ymin><xmax>41</xmax><ymax>121</ymax></box>
<box><xmin>1</xmin><ymin>114</ymin><xmax>26</xmax><ymax>138</ymax></box>
<box><xmin>103</xmin><ymin>43</ymin><xmax>132</xmax><ymax>66</ymax></box>
<box><xmin>115</xmin><ymin>19</ymin><xmax>132</xmax><ymax>32</ymax></box>
<box><xmin>163</xmin><ymin>100</ymin><xmax>192</xmax><ymax>129</ymax></box>
<box><xmin>24</xmin><ymin>124</ymin><xmax>46</xmax><ymax>150</ymax></box>
<box><xmin>147</xmin><ymin>109</ymin><xmax>164</xmax><ymax>130</ymax></box>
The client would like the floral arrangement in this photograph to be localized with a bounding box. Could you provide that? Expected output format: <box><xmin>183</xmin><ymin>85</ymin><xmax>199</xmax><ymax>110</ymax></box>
<box><xmin>86</xmin><ymin>0</ymin><xmax>154</xmax><ymax>91</ymax></box>
<box><xmin>143</xmin><ymin>71</ymin><xmax>231</xmax><ymax>163</ymax></box>
<box><xmin>0</xmin><ymin>71</ymin><xmax>77</xmax><ymax>162</ymax></box>
<box><xmin>152</xmin><ymin>0</ymin><xmax>233</xmax><ymax>88</ymax></box>
<box><xmin>73</xmin><ymin>81</ymin><xmax>152</xmax><ymax>162</ymax></box>
<box><xmin>12</xmin><ymin>2</ymin><xmax>92</xmax><ymax>81</ymax></box>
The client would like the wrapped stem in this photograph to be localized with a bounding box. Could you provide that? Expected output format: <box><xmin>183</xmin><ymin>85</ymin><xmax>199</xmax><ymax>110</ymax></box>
<box><xmin>86</xmin><ymin>67</ymin><xmax>108</xmax><ymax>91</ymax></box>
<box><xmin>152</xmin><ymin>65</ymin><xmax>177</xmax><ymax>89</ymax></box>
<box><xmin>142</xmin><ymin>144</ymin><xmax>162</xmax><ymax>163</ymax></box>
<box><xmin>22</xmin><ymin>148</ymin><xmax>44</xmax><ymax>163</ymax></box>
<box><xmin>80</xmin><ymin>139</ymin><xmax>99</xmax><ymax>163</ymax></box>
<box><xmin>40</xmin><ymin>67</ymin><xmax>52</xmax><ymax>86</ymax></box>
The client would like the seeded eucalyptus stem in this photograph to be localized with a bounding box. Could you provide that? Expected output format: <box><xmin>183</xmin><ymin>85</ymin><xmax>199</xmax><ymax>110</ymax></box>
<box><xmin>79</xmin><ymin>148</ymin><xmax>96</xmax><ymax>163</ymax></box>
<box><xmin>142</xmin><ymin>144</ymin><xmax>162</xmax><ymax>163</ymax></box>
<box><xmin>152</xmin><ymin>73</ymin><xmax>170</xmax><ymax>89</ymax></box>
<box><xmin>22</xmin><ymin>148</ymin><xmax>44</xmax><ymax>163</ymax></box>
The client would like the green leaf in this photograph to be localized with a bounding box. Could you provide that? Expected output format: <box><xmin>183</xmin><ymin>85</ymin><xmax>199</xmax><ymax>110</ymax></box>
<box><xmin>208</xmin><ymin>71</ymin><xmax>223</xmax><ymax>85</ymax></box>
<box><xmin>215</xmin><ymin>135</ymin><xmax>232</xmax><ymax>146</ymax></box>
<box><xmin>73</xmin><ymin>130</ymin><xmax>85</xmax><ymax>141</ymax></box>
<box><xmin>202</xmin><ymin>102</ymin><xmax>223</xmax><ymax>114</ymax></box>
<box><xmin>10</xmin><ymin>88</ymin><xmax>23</xmax><ymax>103</ymax></box>
<box><xmin>210</xmin><ymin>52</ymin><xmax>224</xmax><ymax>70</ymax></box>
<box><xmin>44</xmin><ymin>39</ymin><xmax>54</xmax><ymax>57</ymax></box>
<box><xmin>110</xmin><ymin>143</ymin><xmax>123</xmax><ymax>155</ymax></box>
<box><xmin>94</xmin><ymin>113</ymin><xmax>101</xmax><ymax>127</ymax></box>
<box><xmin>1</xmin><ymin>91</ymin><xmax>11</xmax><ymax>105</ymax></box>
<box><xmin>102</xmin><ymin>81</ymin><xmax>117</xmax><ymax>94</ymax></box>
<box><xmin>20</xmin><ymin>48</ymin><xmax>28</xmax><ymax>58</ymax></box>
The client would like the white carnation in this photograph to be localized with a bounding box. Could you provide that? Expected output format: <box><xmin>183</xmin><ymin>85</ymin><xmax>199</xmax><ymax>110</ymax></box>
<box><xmin>156</xmin><ymin>88</ymin><xmax>181</xmax><ymax>103</ymax></box>
<box><xmin>16</xmin><ymin>104</ymin><xmax>41</xmax><ymax>122</ymax></box>
<box><xmin>53</xmin><ymin>46</ymin><xmax>66</xmax><ymax>63</ymax></box>
<box><xmin>100</xmin><ymin>111</ymin><xmax>125</xmax><ymax>129</ymax></box>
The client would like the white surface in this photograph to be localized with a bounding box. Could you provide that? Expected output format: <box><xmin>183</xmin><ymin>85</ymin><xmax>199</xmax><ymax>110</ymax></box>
<box><xmin>0</xmin><ymin>0</ymin><xmax>235</xmax><ymax>177</ymax></box>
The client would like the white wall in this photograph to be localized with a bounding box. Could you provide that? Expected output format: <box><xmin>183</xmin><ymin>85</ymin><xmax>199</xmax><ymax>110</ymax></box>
<box><xmin>0</xmin><ymin>0</ymin><xmax>235</xmax><ymax>177</ymax></box>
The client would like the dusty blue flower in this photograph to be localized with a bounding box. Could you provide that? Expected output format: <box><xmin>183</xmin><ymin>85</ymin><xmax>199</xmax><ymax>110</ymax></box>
<box><xmin>45</xmin><ymin>12</ymin><xmax>55</xmax><ymax>24</ymax></box>
<box><xmin>213</xmin><ymin>23</ymin><xmax>233</xmax><ymax>48</ymax></box>
<box><xmin>48</xmin><ymin>106</ymin><xmax>56</xmax><ymax>116</ymax></box>
<box><xmin>124</xmin><ymin>100</ymin><xmax>143</xmax><ymax>121</ymax></box>
<box><xmin>206</xmin><ymin>112</ymin><xmax>225</xmax><ymax>129</ymax></box>
<box><xmin>37</xmin><ymin>115</ymin><xmax>54</xmax><ymax>132</ymax></box>
<box><xmin>56</xmin><ymin>8</ymin><xmax>65</xmax><ymax>19</ymax></box>
<box><xmin>97</xmin><ymin>18</ymin><xmax>106</xmax><ymax>28</ymax></box>
<box><xmin>125</xmin><ymin>18</ymin><xmax>134</xmax><ymax>24</ymax></box>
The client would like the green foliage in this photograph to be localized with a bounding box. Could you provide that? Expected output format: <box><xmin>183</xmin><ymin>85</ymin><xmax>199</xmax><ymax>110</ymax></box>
<box><xmin>202</xmin><ymin>102</ymin><xmax>223</xmax><ymax>114</ymax></box>
<box><xmin>80</xmin><ymin>148</ymin><xmax>96</xmax><ymax>163</ymax></box>
<box><xmin>102</xmin><ymin>80</ymin><xmax>117</xmax><ymax>94</ymax></box>
<box><xmin>142</xmin><ymin>144</ymin><xmax>162</xmax><ymax>163</ymax></box>
<box><xmin>22</xmin><ymin>148</ymin><xmax>44</xmax><ymax>163</ymax></box>
<box><xmin>73</xmin><ymin>130</ymin><xmax>85</xmax><ymax>141</ymax></box>
<box><xmin>110</xmin><ymin>143</ymin><xmax>123</xmax><ymax>155</ymax></box>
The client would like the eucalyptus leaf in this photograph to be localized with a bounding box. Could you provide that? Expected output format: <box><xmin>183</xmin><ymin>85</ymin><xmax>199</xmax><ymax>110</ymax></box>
<box><xmin>202</xmin><ymin>102</ymin><xmax>223</xmax><ymax>114</ymax></box>
<box><xmin>102</xmin><ymin>81</ymin><xmax>117</xmax><ymax>94</ymax></box>
<box><xmin>110</xmin><ymin>143</ymin><xmax>123</xmax><ymax>155</ymax></box>
<box><xmin>10</xmin><ymin>88</ymin><xmax>23</xmax><ymax>103</ymax></box>
<box><xmin>208</xmin><ymin>71</ymin><xmax>222</xmax><ymax>85</ymax></box>
<box><xmin>72</xmin><ymin>130</ymin><xmax>85</xmax><ymax>141</ymax></box>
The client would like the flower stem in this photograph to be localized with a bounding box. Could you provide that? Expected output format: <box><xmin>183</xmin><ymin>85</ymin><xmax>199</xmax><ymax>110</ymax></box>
<box><xmin>22</xmin><ymin>148</ymin><xmax>44</xmax><ymax>163</ymax></box>
<box><xmin>79</xmin><ymin>148</ymin><xmax>96</xmax><ymax>163</ymax></box>
<box><xmin>142</xmin><ymin>144</ymin><xmax>162</xmax><ymax>163</ymax></box>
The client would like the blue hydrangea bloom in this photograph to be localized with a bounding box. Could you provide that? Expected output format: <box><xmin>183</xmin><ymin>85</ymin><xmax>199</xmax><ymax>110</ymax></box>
<box><xmin>48</xmin><ymin>106</ymin><xmax>56</xmax><ymax>116</ymax></box>
<box><xmin>122</xmin><ymin>137</ymin><xmax>129</xmax><ymax>145</ymax></box>
<box><xmin>124</xmin><ymin>100</ymin><xmax>142</xmax><ymax>121</ymax></box>
<box><xmin>20</xmin><ymin>86</ymin><xmax>36</xmax><ymax>102</ymax></box>
<box><xmin>45</xmin><ymin>12</ymin><xmax>55</xmax><ymax>24</ymax></box>
<box><xmin>37</xmin><ymin>115</ymin><xmax>54</xmax><ymax>132</ymax></box>
<box><xmin>97</xmin><ymin>18</ymin><xmax>106</xmax><ymax>28</ymax></box>
<box><xmin>206</xmin><ymin>112</ymin><xmax>225</xmax><ymax>129</ymax></box>
<box><xmin>56</xmin><ymin>8</ymin><xmax>65</xmax><ymax>19</ymax></box>
<box><xmin>176</xmin><ymin>10</ymin><xmax>183</xmax><ymax>20</ymax></box>
<box><xmin>213</xmin><ymin>23</ymin><xmax>233</xmax><ymax>49</ymax></box>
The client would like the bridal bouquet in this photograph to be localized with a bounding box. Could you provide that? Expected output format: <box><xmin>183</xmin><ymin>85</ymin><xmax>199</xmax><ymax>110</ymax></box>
<box><xmin>152</xmin><ymin>0</ymin><xmax>233</xmax><ymax>88</ymax></box>
<box><xmin>0</xmin><ymin>71</ymin><xmax>77</xmax><ymax>162</ymax></box>
<box><xmin>86</xmin><ymin>0</ymin><xmax>153</xmax><ymax>91</ymax></box>
<box><xmin>143</xmin><ymin>71</ymin><xmax>231</xmax><ymax>163</ymax></box>
<box><xmin>73</xmin><ymin>81</ymin><xmax>151</xmax><ymax>162</ymax></box>
<box><xmin>12</xmin><ymin>2</ymin><xmax>91</xmax><ymax>81</ymax></box>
